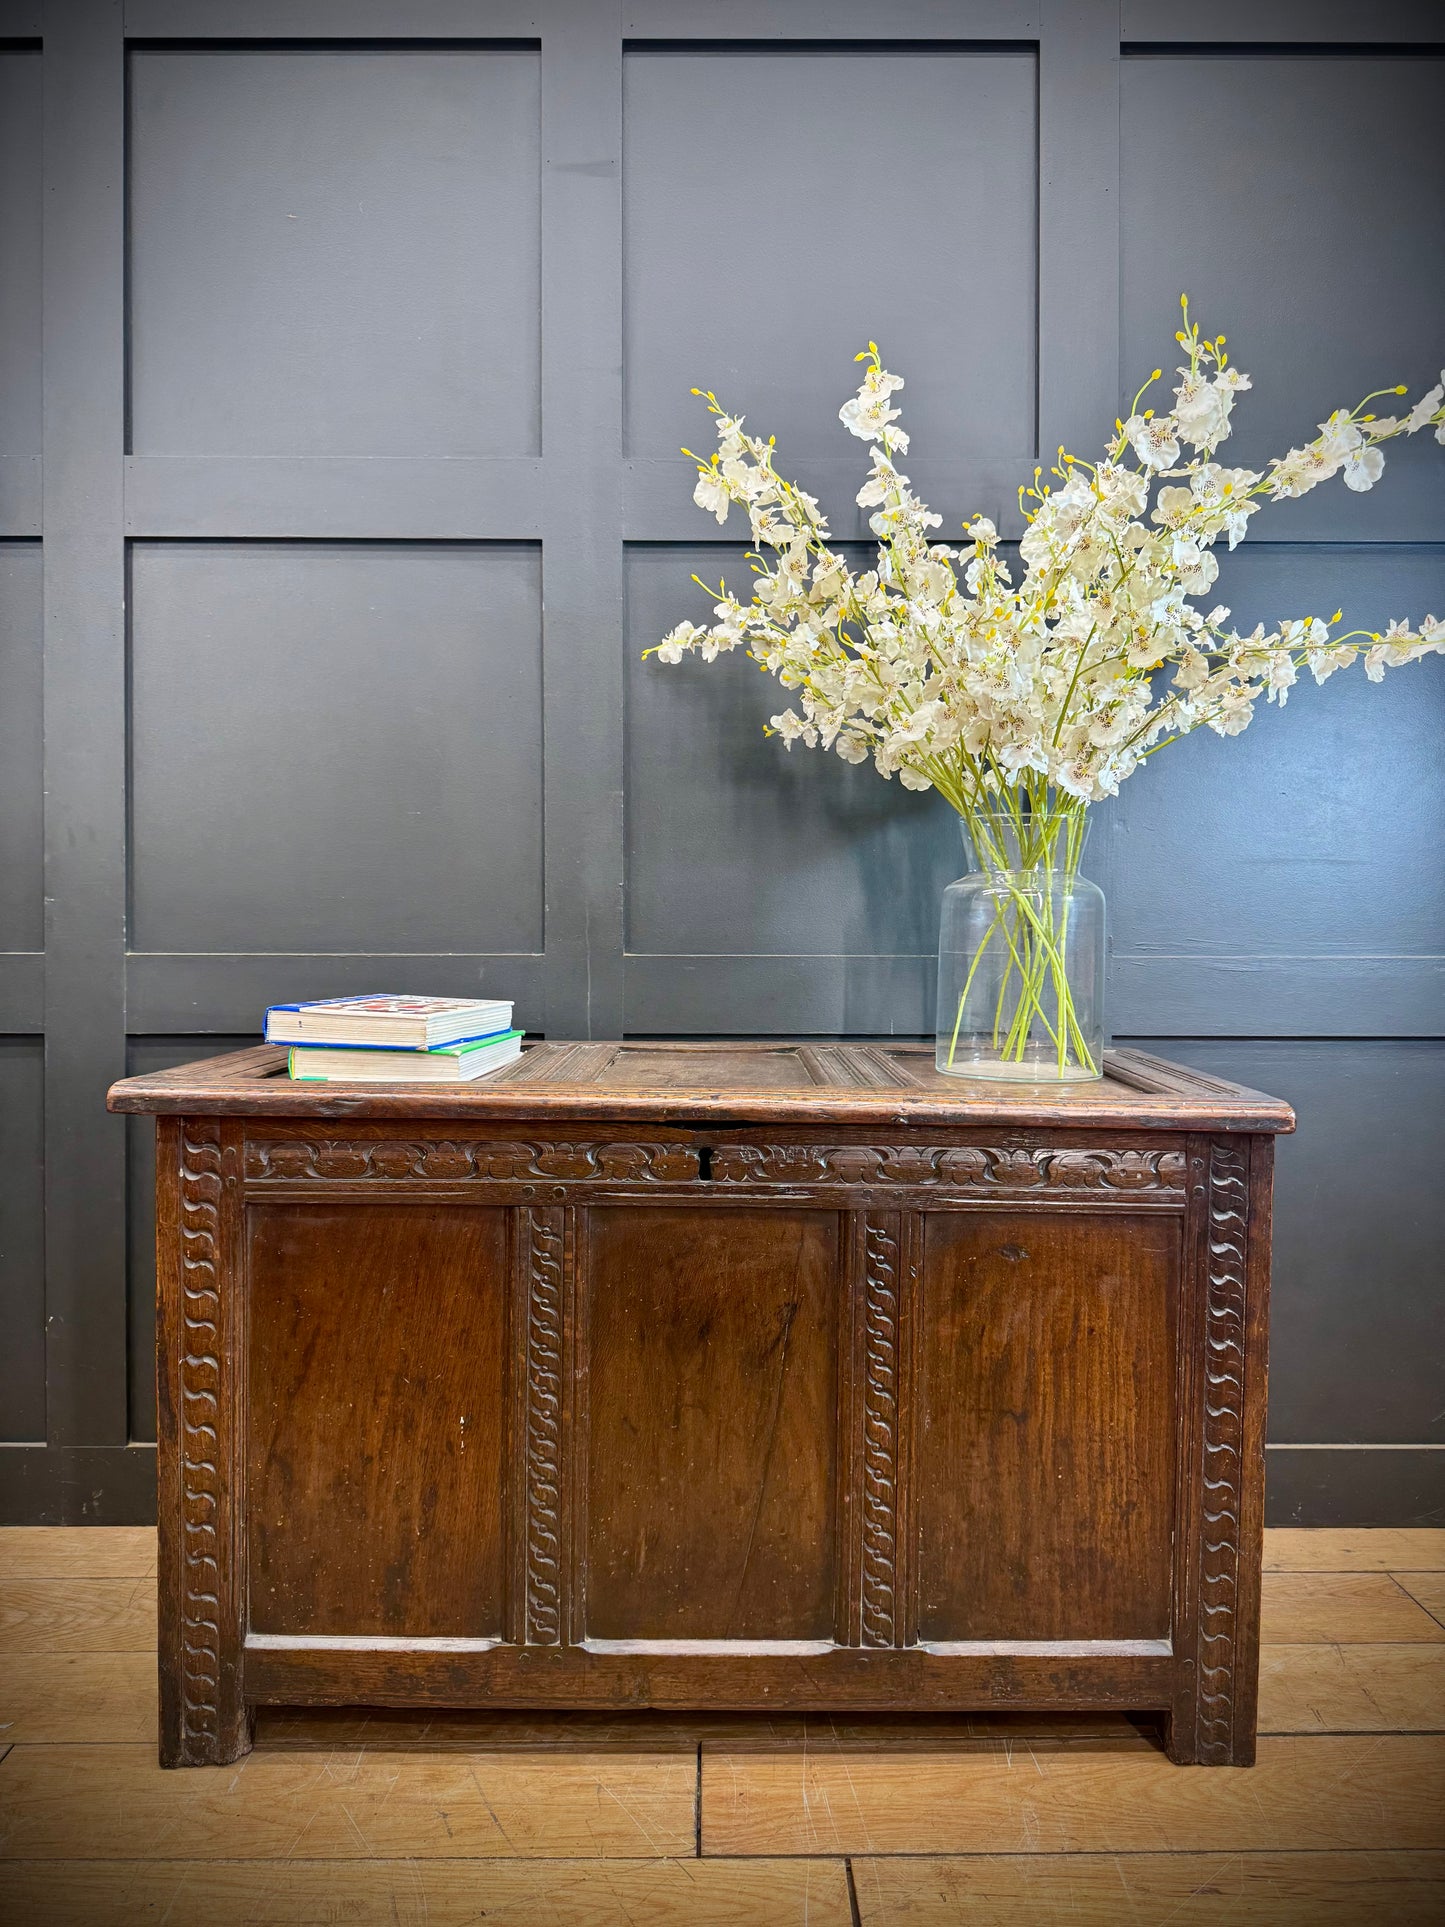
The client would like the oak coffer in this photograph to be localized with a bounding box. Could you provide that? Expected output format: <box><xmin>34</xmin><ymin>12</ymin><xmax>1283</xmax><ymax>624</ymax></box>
<box><xmin>107</xmin><ymin>1040</ymin><xmax>1293</xmax><ymax>1768</ymax></box>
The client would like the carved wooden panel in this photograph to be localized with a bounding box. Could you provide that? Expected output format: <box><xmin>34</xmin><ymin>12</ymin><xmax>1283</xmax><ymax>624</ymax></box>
<box><xmin>1194</xmin><ymin>1136</ymin><xmax>1251</xmax><ymax>1763</ymax></box>
<box><xmin>174</xmin><ymin>1117</ymin><xmax>228</xmax><ymax>1759</ymax></box>
<box><xmin>857</xmin><ymin>1213</ymin><xmax>904</xmax><ymax>1648</ymax></box>
<box><xmin>519</xmin><ymin>1205</ymin><xmax>568</xmax><ymax>1645</ymax></box>
<box><xmin>245</xmin><ymin>1138</ymin><xmax>700</xmax><ymax>1184</ymax></box>
<box><xmin>711</xmin><ymin>1142</ymin><xmax>1187</xmax><ymax>1197</ymax></box>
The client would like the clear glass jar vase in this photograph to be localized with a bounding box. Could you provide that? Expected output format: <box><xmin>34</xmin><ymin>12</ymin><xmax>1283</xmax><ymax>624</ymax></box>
<box><xmin>935</xmin><ymin>809</ymin><xmax>1105</xmax><ymax>1082</ymax></box>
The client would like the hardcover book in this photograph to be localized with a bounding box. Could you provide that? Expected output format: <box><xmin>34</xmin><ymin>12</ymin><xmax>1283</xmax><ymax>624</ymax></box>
<box><xmin>265</xmin><ymin>994</ymin><xmax>513</xmax><ymax>1049</ymax></box>
<box><xmin>287</xmin><ymin>1030</ymin><xmax>524</xmax><ymax>1083</ymax></box>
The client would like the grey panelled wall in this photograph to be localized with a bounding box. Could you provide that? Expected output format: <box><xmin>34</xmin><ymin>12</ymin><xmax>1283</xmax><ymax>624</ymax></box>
<box><xmin>0</xmin><ymin>0</ymin><xmax>1440</xmax><ymax>1524</ymax></box>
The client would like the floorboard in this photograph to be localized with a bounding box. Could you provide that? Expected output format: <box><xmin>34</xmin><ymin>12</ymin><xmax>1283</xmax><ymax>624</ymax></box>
<box><xmin>0</xmin><ymin>1578</ymin><xmax>158</xmax><ymax>1654</ymax></box>
<box><xmin>850</xmin><ymin>1851</ymin><xmax>1445</xmax><ymax>1924</ymax></box>
<box><xmin>1259</xmin><ymin>1571</ymin><xmax>1445</xmax><ymax>1643</ymax></box>
<box><xmin>0</xmin><ymin>1743</ymin><xmax>697</xmax><ymax>1860</ymax></box>
<box><xmin>0</xmin><ymin>1652</ymin><xmax>157</xmax><ymax>1744</ymax></box>
<box><xmin>2</xmin><ymin>1525</ymin><xmax>1443</xmax><ymax>1923</ymax></box>
<box><xmin>1257</xmin><ymin>1642</ymin><xmax>1445</xmax><ymax>1733</ymax></box>
<box><xmin>0</xmin><ymin>1529</ymin><xmax>157</xmax><ymax>1580</ymax></box>
<box><xmin>0</xmin><ymin>1857</ymin><xmax>853</xmax><ymax>1926</ymax></box>
<box><xmin>698</xmin><ymin>1735</ymin><xmax>1445</xmax><ymax>1856</ymax></box>
<box><xmin>1396</xmin><ymin>1573</ymin><xmax>1445</xmax><ymax>1629</ymax></box>
<box><xmin>1262</xmin><ymin>1530</ymin><xmax>1445</xmax><ymax>1572</ymax></box>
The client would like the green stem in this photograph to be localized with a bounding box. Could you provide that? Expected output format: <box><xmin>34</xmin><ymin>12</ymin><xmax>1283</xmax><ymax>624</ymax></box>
<box><xmin>948</xmin><ymin>797</ymin><xmax>1097</xmax><ymax>1076</ymax></box>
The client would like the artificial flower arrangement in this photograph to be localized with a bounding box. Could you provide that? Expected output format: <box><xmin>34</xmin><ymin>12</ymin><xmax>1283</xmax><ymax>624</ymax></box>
<box><xmin>648</xmin><ymin>300</ymin><xmax>1445</xmax><ymax>1080</ymax></box>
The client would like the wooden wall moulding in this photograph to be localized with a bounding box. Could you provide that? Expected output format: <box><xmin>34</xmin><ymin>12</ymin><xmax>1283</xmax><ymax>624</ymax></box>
<box><xmin>111</xmin><ymin>1043</ymin><xmax>1292</xmax><ymax>1769</ymax></box>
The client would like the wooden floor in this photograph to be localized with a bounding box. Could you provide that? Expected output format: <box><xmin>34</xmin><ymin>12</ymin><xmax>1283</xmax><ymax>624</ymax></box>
<box><xmin>1</xmin><ymin>1529</ymin><xmax>1442</xmax><ymax>1923</ymax></box>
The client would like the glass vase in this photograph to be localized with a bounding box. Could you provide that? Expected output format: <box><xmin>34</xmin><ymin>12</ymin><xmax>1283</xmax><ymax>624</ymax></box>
<box><xmin>935</xmin><ymin>809</ymin><xmax>1105</xmax><ymax>1082</ymax></box>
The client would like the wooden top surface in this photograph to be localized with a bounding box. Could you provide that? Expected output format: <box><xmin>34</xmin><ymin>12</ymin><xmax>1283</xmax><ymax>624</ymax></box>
<box><xmin>106</xmin><ymin>1041</ymin><xmax>1294</xmax><ymax>1133</ymax></box>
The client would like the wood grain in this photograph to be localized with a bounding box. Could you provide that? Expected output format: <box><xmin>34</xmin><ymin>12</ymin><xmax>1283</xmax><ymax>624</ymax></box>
<box><xmin>0</xmin><ymin>1529</ymin><xmax>156</xmax><ymax>1579</ymax></box>
<box><xmin>1258</xmin><ymin>1644</ymin><xmax>1445</xmax><ymax>1733</ymax></box>
<box><xmin>1263</xmin><ymin>1529</ymin><xmax>1445</xmax><ymax>1573</ymax></box>
<box><xmin>106</xmin><ymin>1042</ymin><xmax>1296</xmax><ymax>1132</ymax></box>
<box><xmin>917</xmin><ymin>1210</ymin><xmax>1177</xmax><ymax>1641</ymax></box>
<box><xmin>583</xmin><ymin>1207</ymin><xmax>839</xmax><ymax>1642</ymax></box>
<box><xmin>0</xmin><ymin>1857</ymin><xmax>853</xmax><ymax>1926</ymax></box>
<box><xmin>0</xmin><ymin>1579</ymin><xmax>156</xmax><ymax>1653</ymax></box>
<box><xmin>699</xmin><ymin>1735</ymin><xmax>1445</xmax><ymax>1855</ymax></box>
<box><xmin>0</xmin><ymin>1653</ymin><xmax>157</xmax><ymax>1744</ymax></box>
<box><xmin>156</xmin><ymin>1114</ymin><xmax>249</xmax><ymax>1768</ymax></box>
<box><xmin>247</xmin><ymin>1204</ymin><xmax>510</xmax><ymax>1639</ymax></box>
<box><xmin>0</xmin><ymin>1744</ymin><xmax>696</xmax><ymax>1859</ymax></box>
<box><xmin>850</xmin><ymin>1851</ymin><xmax>1445</xmax><ymax>1925</ymax></box>
<box><xmin>252</xmin><ymin>1708</ymin><xmax>1148</xmax><ymax>1752</ymax></box>
<box><xmin>127</xmin><ymin>1047</ymin><xmax>1287</xmax><ymax>1762</ymax></box>
<box><xmin>1396</xmin><ymin>1574</ymin><xmax>1445</xmax><ymax>1628</ymax></box>
<box><xmin>1261</xmin><ymin>1573</ymin><xmax>1445</xmax><ymax>1644</ymax></box>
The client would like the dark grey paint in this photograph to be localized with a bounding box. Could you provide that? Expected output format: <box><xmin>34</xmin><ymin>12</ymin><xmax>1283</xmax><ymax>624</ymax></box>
<box><xmin>128</xmin><ymin>541</ymin><xmax>545</xmax><ymax>953</ymax></box>
<box><xmin>0</xmin><ymin>1038</ymin><xmax>45</xmax><ymax>1441</ymax></box>
<box><xmin>0</xmin><ymin>542</ymin><xmax>43</xmax><ymax>952</ymax></box>
<box><xmin>626</xmin><ymin>544</ymin><xmax>961</xmax><ymax>958</ymax></box>
<box><xmin>40</xmin><ymin>0</ymin><xmax>129</xmax><ymax>1460</ymax></box>
<box><xmin>0</xmin><ymin>51</ymin><xmax>41</xmax><ymax>461</ymax></box>
<box><xmin>1121</xmin><ymin>51</ymin><xmax>1445</xmax><ymax>544</ymax></box>
<box><xmin>3</xmin><ymin>1</ymin><xmax>1439</xmax><ymax>1524</ymax></box>
<box><xmin>1109</xmin><ymin>547</ymin><xmax>1445</xmax><ymax>970</ymax></box>
<box><xmin>128</xmin><ymin>48</ymin><xmax>542</xmax><ymax>458</ymax></box>
<box><xmin>624</xmin><ymin>47</ymin><xmax>1038</xmax><ymax>485</ymax></box>
<box><xmin>1126</xmin><ymin>1039</ymin><xmax>1445</xmax><ymax>1448</ymax></box>
<box><xmin>124</xmin><ymin>1036</ymin><xmax>255</xmax><ymax>1445</ymax></box>
<box><xmin>1266</xmin><ymin>1449</ymin><xmax>1445</xmax><ymax>1531</ymax></box>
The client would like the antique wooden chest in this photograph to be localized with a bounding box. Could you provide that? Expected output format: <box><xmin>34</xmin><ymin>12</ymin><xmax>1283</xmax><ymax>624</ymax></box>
<box><xmin>108</xmin><ymin>1040</ymin><xmax>1293</xmax><ymax>1768</ymax></box>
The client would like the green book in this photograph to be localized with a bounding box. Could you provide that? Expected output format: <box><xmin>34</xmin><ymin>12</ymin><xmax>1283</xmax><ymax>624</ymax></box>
<box><xmin>288</xmin><ymin>1031</ymin><xmax>523</xmax><ymax>1084</ymax></box>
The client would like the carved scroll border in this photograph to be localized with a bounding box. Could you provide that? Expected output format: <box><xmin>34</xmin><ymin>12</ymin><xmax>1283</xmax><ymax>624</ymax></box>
<box><xmin>245</xmin><ymin>1138</ymin><xmax>700</xmax><ymax>1184</ymax></box>
<box><xmin>245</xmin><ymin>1135</ymin><xmax>1185</xmax><ymax>1198</ymax></box>
<box><xmin>176</xmin><ymin>1118</ymin><xmax>226</xmax><ymax>1757</ymax></box>
<box><xmin>858</xmin><ymin>1214</ymin><xmax>903</xmax><ymax>1647</ymax></box>
<box><xmin>518</xmin><ymin>1206</ymin><xmax>568</xmax><ymax>1645</ymax></box>
<box><xmin>714</xmin><ymin>1143</ymin><xmax>1187</xmax><ymax>1196</ymax></box>
<box><xmin>1194</xmin><ymin>1136</ymin><xmax>1250</xmax><ymax>1763</ymax></box>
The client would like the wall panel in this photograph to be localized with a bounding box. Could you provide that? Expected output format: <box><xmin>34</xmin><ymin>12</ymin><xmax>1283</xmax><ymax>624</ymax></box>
<box><xmin>0</xmin><ymin>541</ymin><xmax>44</xmax><ymax>953</ymax></box>
<box><xmin>1121</xmin><ymin>50</ymin><xmax>1445</xmax><ymax>542</ymax></box>
<box><xmin>128</xmin><ymin>540</ymin><xmax>545</xmax><ymax>954</ymax></box>
<box><xmin>128</xmin><ymin>45</ymin><xmax>541</xmax><ymax>460</ymax></box>
<box><xmin>0</xmin><ymin>47</ymin><xmax>41</xmax><ymax>468</ymax></box>
<box><xmin>0</xmin><ymin>1038</ymin><xmax>45</xmax><ymax>1441</ymax></box>
<box><xmin>1109</xmin><ymin>547</ymin><xmax>1445</xmax><ymax>995</ymax></box>
<box><xmin>625</xmin><ymin>544</ymin><xmax>958</xmax><ymax>960</ymax></box>
<box><xmin>1124</xmin><ymin>1038</ymin><xmax>1445</xmax><ymax>1453</ymax></box>
<box><xmin>623</xmin><ymin>42</ymin><xmax>1037</xmax><ymax>529</ymax></box>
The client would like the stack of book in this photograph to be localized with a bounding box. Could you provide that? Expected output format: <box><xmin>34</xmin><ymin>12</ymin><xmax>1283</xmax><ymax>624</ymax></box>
<box><xmin>264</xmin><ymin>995</ymin><xmax>523</xmax><ymax>1083</ymax></box>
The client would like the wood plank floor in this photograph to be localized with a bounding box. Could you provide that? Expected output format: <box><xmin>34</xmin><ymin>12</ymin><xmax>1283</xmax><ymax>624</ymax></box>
<box><xmin>0</xmin><ymin>1528</ymin><xmax>1441</xmax><ymax>1924</ymax></box>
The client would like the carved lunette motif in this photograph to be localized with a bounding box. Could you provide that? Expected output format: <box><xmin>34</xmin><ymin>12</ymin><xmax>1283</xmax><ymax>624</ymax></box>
<box><xmin>1196</xmin><ymin>1136</ymin><xmax>1250</xmax><ymax>1764</ymax></box>
<box><xmin>711</xmin><ymin>1143</ymin><xmax>1187</xmax><ymax>1193</ymax></box>
<box><xmin>243</xmin><ymin>1136</ymin><xmax>1185</xmax><ymax>1194</ymax></box>
<box><xmin>859</xmin><ymin>1217</ymin><xmax>901</xmax><ymax>1647</ymax></box>
<box><xmin>177</xmin><ymin>1119</ymin><xmax>225</xmax><ymax>1755</ymax></box>
<box><xmin>244</xmin><ymin>1139</ymin><xmax>701</xmax><ymax>1183</ymax></box>
<box><xmin>523</xmin><ymin>1208</ymin><xmax>565</xmax><ymax>1645</ymax></box>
